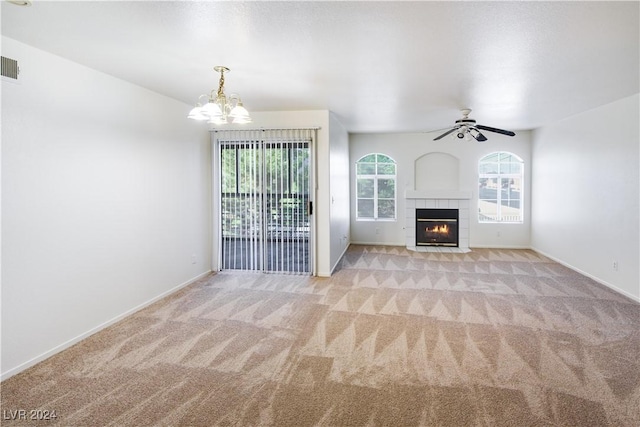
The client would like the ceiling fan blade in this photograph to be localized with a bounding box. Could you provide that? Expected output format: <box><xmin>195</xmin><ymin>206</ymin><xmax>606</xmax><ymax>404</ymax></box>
<box><xmin>472</xmin><ymin>130</ymin><xmax>488</xmax><ymax>142</ymax></box>
<box><xmin>476</xmin><ymin>125</ymin><xmax>516</xmax><ymax>137</ymax></box>
<box><xmin>433</xmin><ymin>127</ymin><xmax>457</xmax><ymax>141</ymax></box>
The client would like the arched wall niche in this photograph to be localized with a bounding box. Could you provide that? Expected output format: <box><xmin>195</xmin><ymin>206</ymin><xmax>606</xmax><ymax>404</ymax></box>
<box><xmin>414</xmin><ymin>152</ymin><xmax>459</xmax><ymax>191</ymax></box>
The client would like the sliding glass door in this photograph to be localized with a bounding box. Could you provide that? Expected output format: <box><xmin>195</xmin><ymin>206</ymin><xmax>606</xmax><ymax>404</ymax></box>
<box><xmin>216</xmin><ymin>129</ymin><xmax>314</xmax><ymax>274</ymax></box>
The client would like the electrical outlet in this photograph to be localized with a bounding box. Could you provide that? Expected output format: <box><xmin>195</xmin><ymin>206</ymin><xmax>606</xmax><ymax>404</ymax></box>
<box><xmin>375</xmin><ymin>228</ymin><xmax>380</xmax><ymax>235</ymax></box>
<box><xmin>496</xmin><ymin>231</ymin><xmax>501</xmax><ymax>237</ymax></box>
<box><xmin>613</xmin><ymin>261</ymin><xmax>618</xmax><ymax>271</ymax></box>
<box><xmin>191</xmin><ymin>254</ymin><xmax>197</xmax><ymax>264</ymax></box>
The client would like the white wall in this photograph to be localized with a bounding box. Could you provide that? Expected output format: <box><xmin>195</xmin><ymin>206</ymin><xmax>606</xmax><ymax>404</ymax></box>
<box><xmin>1</xmin><ymin>37</ymin><xmax>212</xmax><ymax>379</ymax></box>
<box><xmin>531</xmin><ymin>94</ymin><xmax>640</xmax><ymax>301</ymax></box>
<box><xmin>208</xmin><ymin>110</ymin><xmax>349</xmax><ymax>276</ymax></box>
<box><xmin>328</xmin><ymin>113</ymin><xmax>350</xmax><ymax>271</ymax></box>
<box><xmin>349</xmin><ymin>131</ymin><xmax>532</xmax><ymax>248</ymax></box>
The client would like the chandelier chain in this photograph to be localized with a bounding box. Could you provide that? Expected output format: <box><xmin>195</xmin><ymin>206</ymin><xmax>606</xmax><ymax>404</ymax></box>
<box><xmin>217</xmin><ymin>70</ymin><xmax>225</xmax><ymax>98</ymax></box>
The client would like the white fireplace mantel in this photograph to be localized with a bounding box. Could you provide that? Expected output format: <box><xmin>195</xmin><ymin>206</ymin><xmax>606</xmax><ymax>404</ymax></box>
<box><xmin>405</xmin><ymin>190</ymin><xmax>472</xmax><ymax>200</ymax></box>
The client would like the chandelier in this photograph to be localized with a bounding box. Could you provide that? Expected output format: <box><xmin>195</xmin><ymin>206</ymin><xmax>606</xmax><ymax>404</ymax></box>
<box><xmin>187</xmin><ymin>66</ymin><xmax>252</xmax><ymax>124</ymax></box>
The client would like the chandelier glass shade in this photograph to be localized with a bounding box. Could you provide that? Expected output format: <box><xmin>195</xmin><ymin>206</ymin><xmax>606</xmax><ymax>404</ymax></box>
<box><xmin>187</xmin><ymin>66</ymin><xmax>252</xmax><ymax>125</ymax></box>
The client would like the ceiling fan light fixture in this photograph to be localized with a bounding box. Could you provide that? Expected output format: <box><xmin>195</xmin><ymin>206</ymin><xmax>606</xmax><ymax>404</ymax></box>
<box><xmin>433</xmin><ymin>109</ymin><xmax>515</xmax><ymax>142</ymax></box>
<box><xmin>456</xmin><ymin>125</ymin><xmax>468</xmax><ymax>139</ymax></box>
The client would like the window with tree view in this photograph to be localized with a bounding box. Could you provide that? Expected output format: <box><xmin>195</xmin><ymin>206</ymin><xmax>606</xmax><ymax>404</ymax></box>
<box><xmin>356</xmin><ymin>153</ymin><xmax>396</xmax><ymax>220</ymax></box>
<box><xmin>478</xmin><ymin>152</ymin><xmax>523</xmax><ymax>223</ymax></box>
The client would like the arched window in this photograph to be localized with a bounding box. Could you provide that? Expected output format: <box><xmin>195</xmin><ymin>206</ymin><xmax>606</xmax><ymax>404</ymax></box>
<box><xmin>478</xmin><ymin>152</ymin><xmax>523</xmax><ymax>223</ymax></box>
<box><xmin>356</xmin><ymin>153</ymin><xmax>396</xmax><ymax>220</ymax></box>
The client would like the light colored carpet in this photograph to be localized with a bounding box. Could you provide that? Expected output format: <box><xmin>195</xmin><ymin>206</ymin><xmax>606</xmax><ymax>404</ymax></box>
<box><xmin>1</xmin><ymin>245</ymin><xmax>639</xmax><ymax>426</ymax></box>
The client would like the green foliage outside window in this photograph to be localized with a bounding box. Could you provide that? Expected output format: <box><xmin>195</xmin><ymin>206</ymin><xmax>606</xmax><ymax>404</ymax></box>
<box><xmin>220</xmin><ymin>142</ymin><xmax>310</xmax><ymax>239</ymax></box>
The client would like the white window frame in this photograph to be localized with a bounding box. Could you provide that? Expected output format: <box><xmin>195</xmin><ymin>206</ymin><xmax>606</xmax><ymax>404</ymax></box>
<box><xmin>356</xmin><ymin>153</ymin><xmax>397</xmax><ymax>221</ymax></box>
<box><xmin>478</xmin><ymin>151</ymin><xmax>524</xmax><ymax>223</ymax></box>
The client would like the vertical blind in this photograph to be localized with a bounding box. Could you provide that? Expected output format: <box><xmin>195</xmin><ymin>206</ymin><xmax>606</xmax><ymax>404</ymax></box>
<box><xmin>215</xmin><ymin>128</ymin><xmax>315</xmax><ymax>274</ymax></box>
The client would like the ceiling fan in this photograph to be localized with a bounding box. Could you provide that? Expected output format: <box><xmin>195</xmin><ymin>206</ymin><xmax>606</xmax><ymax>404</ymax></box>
<box><xmin>432</xmin><ymin>109</ymin><xmax>516</xmax><ymax>142</ymax></box>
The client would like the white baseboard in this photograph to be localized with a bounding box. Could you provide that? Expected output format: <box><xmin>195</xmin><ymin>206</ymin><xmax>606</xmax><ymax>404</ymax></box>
<box><xmin>1</xmin><ymin>271</ymin><xmax>212</xmax><ymax>382</ymax></box>
<box><xmin>530</xmin><ymin>247</ymin><xmax>640</xmax><ymax>304</ymax></box>
<box><xmin>350</xmin><ymin>241</ymin><xmax>406</xmax><ymax>246</ymax></box>
<box><xmin>470</xmin><ymin>244</ymin><xmax>532</xmax><ymax>249</ymax></box>
<box><xmin>351</xmin><ymin>242</ymin><xmax>532</xmax><ymax>250</ymax></box>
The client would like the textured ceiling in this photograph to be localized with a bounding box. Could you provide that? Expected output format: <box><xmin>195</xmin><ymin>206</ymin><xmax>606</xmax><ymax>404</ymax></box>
<box><xmin>2</xmin><ymin>1</ymin><xmax>638</xmax><ymax>133</ymax></box>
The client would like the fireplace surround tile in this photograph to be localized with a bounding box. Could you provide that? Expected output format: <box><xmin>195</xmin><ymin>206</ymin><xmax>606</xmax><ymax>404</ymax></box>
<box><xmin>405</xmin><ymin>191</ymin><xmax>471</xmax><ymax>253</ymax></box>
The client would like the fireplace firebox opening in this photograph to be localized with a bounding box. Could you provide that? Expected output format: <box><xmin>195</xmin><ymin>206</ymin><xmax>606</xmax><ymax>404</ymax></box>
<box><xmin>416</xmin><ymin>208</ymin><xmax>459</xmax><ymax>247</ymax></box>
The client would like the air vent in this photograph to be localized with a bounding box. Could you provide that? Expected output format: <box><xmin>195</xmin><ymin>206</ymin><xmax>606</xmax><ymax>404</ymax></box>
<box><xmin>1</xmin><ymin>56</ymin><xmax>20</xmax><ymax>80</ymax></box>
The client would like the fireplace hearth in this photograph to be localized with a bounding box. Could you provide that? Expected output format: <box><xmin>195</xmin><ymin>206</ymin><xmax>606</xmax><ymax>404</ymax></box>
<box><xmin>416</xmin><ymin>208</ymin><xmax>459</xmax><ymax>247</ymax></box>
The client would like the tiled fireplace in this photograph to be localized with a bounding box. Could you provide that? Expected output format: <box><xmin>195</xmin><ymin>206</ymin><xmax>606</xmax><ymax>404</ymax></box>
<box><xmin>405</xmin><ymin>190</ymin><xmax>471</xmax><ymax>253</ymax></box>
